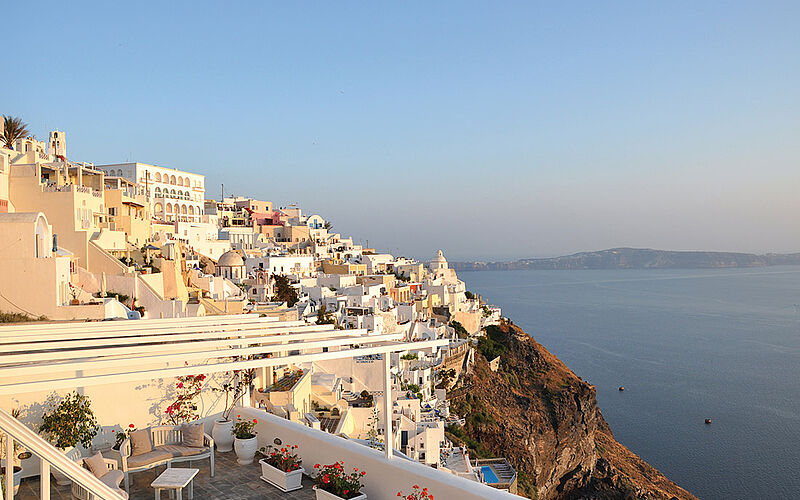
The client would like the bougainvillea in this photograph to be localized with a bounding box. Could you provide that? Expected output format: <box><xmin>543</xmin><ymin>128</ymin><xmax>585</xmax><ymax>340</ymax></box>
<box><xmin>165</xmin><ymin>372</ymin><xmax>206</xmax><ymax>424</ymax></box>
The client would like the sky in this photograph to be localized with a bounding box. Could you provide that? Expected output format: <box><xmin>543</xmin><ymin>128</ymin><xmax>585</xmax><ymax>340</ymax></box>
<box><xmin>4</xmin><ymin>1</ymin><xmax>800</xmax><ymax>260</ymax></box>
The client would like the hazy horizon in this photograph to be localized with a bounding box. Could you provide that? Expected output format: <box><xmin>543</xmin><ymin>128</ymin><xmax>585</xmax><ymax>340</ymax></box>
<box><xmin>5</xmin><ymin>1</ymin><xmax>799</xmax><ymax>261</ymax></box>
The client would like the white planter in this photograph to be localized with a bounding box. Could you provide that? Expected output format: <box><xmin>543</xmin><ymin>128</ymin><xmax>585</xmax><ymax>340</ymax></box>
<box><xmin>52</xmin><ymin>447</ymin><xmax>76</xmax><ymax>486</ymax></box>
<box><xmin>314</xmin><ymin>487</ymin><xmax>367</xmax><ymax>500</ymax></box>
<box><xmin>0</xmin><ymin>462</ymin><xmax>21</xmax><ymax>495</ymax></box>
<box><xmin>233</xmin><ymin>436</ymin><xmax>258</xmax><ymax>465</ymax></box>
<box><xmin>259</xmin><ymin>459</ymin><xmax>304</xmax><ymax>492</ymax></box>
<box><xmin>212</xmin><ymin>419</ymin><xmax>234</xmax><ymax>452</ymax></box>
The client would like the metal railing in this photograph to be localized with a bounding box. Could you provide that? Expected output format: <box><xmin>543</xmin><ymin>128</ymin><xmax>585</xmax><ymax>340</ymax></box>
<box><xmin>0</xmin><ymin>408</ymin><xmax>124</xmax><ymax>499</ymax></box>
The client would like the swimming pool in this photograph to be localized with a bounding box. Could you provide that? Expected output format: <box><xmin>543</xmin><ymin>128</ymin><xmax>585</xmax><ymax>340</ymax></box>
<box><xmin>481</xmin><ymin>465</ymin><xmax>499</xmax><ymax>484</ymax></box>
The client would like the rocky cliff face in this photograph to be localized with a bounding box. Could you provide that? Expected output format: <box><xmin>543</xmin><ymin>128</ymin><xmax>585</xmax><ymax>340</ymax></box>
<box><xmin>447</xmin><ymin>322</ymin><xmax>697</xmax><ymax>500</ymax></box>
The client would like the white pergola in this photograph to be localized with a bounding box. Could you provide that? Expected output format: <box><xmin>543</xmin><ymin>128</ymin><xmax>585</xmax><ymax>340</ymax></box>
<box><xmin>0</xmin><ymin>316</ymin><xmax>448</xmax><ymax>472</ymax></box>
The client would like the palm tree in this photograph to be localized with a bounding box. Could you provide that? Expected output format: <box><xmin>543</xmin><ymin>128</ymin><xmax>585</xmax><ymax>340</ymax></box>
<box><xmin>2</xmin><ymin>115</ymin><xmax>30</xmax><ymax>149</ymax></box>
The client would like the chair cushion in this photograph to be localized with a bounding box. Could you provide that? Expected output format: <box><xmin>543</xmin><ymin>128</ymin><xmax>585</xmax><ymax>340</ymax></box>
<box><xmin>83</xmin><ymin>451</ymin><xmax>107</xmax><ymax>478</ymax></box>
<box><xmin>181</xmin><ymin>422</ymin><xmax>205</xmax><ymax>448</ymax></box>
<box><xmin>130</xmin><ymin>428</ymin><xmax>153</xmax><ymax>456</ymax></box>
<box><xmin>126</xmin><ymin>449</ymin><xmax>174</xmax><ymax>468</ymax></box>
<box><xmin>100</xmin><ymin>469</ymin><xmax>124</xmax><ymax>488</ymax></box>
<box><xmin>159</xmin><ymin>444</ymin><xmax>210</xmax><ymax>457</ymax></box>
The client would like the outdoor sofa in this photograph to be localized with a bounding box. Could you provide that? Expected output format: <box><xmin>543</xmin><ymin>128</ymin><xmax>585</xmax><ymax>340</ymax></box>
<box><xmin>119</xmin><ymin>424</ymin><xmax>214</xmax><ymax>493</ymax></box>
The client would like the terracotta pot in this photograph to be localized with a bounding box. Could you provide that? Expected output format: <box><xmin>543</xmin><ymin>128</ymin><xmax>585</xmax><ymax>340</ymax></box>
<box><xmin>233</xmin><ymin>436</ymin><xmax>258</xmax><ymax>465</ymax></box>
<box><xmin>212</xmin><ymin>419</ymin><xmax>234</xmax><ymax>452</ymax></box>
<box><xmin>259</xmin><ymin>459</ymin><xmax>304</xmax><ymax>492</ymax></box>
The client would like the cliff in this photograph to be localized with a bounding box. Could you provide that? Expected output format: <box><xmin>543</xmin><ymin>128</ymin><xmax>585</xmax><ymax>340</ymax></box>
<box><xmin>451</xmin><ymin>247</ymin><xmax>800</xmax><ymax>271</ymax></box>
<box><xmin>447</xmin><ymin>322</ymin><xmax>697</xmax><ymax>500</ymax></box>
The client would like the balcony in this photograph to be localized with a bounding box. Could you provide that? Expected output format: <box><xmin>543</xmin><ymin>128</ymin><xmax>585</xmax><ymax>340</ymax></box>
<box><xmin>0</xmin><ymin>316</ymin><xmax>511</xmax><ymax>500</ymax></box>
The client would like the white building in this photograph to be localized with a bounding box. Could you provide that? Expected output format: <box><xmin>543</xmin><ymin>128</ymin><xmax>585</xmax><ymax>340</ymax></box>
<box><xmin>96</xmin><ymin>162</ymin><xmax>205</xmax><ymax>223</ymax></box>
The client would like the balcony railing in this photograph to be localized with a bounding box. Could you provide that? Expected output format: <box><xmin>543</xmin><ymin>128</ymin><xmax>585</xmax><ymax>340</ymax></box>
<box><xmin>0</xmin><ymin>408</ymin><xmax>125</xmax><ymax>500</ymax></box>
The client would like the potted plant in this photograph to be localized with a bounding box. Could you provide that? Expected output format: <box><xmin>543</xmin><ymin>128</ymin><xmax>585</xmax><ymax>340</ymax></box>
<box><xmin>258</xmin><ymin>444</ymin><xmax>304</xmax><ymax>492</ymax></box>
<box><xmin>210</xmin><ymin>370</ymin><xmax>252</xmax><ymax>452</ymax></box>
<box><xmin>38</xmin><ymin>391</ymin><xmax>99</xmax><ymax>485</ymax></box>
<box><xmin>69</xmin><ymin>283</ymin><xmax>80</xmax><ymax>305</ymax></box>
<box><xmin>397</xmin><ymin>485</ymin><xmax>434</xmax><ymax>500</ymax></box>
<box><xmin>312</xmin><ymin>461</ymin><xmax>367</xmax><ymax>500</ymax></box>
<box><xmin>231</xmin><ymin>415</ymin><xmax>258</xmax><ymax>465</ymax></box>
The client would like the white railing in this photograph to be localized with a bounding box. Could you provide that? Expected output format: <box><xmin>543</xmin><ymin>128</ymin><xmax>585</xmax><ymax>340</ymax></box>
<box><xmin>0</xmin><ymin>409</ymin><xmax>124</xmax><ymax>499</ymax></box>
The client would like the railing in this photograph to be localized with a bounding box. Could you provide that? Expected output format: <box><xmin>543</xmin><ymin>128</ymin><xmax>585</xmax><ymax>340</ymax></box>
<box><xmin>0</xmin><ymin>408</ymin><xmax>124</xmax><ymax>499</ymax></box>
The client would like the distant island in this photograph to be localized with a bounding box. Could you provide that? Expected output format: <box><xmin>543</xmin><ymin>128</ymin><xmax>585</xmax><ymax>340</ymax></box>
<box><xmin>451</xmin><ymin>247</ymin><xmax>800</xmax><ymax>271</ymax></box>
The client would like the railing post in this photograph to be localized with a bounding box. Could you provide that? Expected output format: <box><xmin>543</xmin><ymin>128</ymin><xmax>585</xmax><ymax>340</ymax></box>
<box><xmin>4</xmin><ymin>433</ymin><xmax>13</xmax><ymax>500</ymax></box>
<box><xmin>383</xmin><ymin>353</ymin><xmax>393</xmax><ymax>459</ymax></box>
<box><xmin>40</xmin><ymin>459</ymin><xmax>50</xmax><ymax>500</ymax></box>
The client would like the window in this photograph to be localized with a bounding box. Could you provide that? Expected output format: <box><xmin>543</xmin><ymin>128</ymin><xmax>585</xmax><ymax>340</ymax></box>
<box><xmin>109</xmin><ymin>207</ymin><xmax>117</xmax><ymax>216</ymax></box>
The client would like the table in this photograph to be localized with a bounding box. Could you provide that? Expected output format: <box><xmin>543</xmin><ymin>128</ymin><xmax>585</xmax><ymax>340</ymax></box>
<box><xmin>151</xmin><ymin>467</ymin><xmax>199</xmax><ymax>500</ymax></box>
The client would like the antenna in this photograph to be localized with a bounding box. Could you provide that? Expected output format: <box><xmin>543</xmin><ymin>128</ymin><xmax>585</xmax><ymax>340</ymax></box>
<box><xmin>221</xmin><ymin>183</ymin><xmax>224</xmax><ymax>201</ymax></box>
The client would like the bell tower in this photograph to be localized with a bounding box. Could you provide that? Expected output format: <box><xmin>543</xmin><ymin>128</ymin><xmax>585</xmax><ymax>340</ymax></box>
<box><xmin>48</xmin><ymin>130</ymin><xmax>67</xmax><ymax>158</ymax></box>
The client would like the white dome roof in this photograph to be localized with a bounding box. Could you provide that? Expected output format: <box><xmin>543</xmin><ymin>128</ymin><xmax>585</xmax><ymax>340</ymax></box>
<box><xmin>432</xmin><ymin>250</ymin><xmax>447</xmax><ymax>263</ymax></box>
<box><xmin>218</xmin><ymin>250</ymin><xmax>244</xmax><ymax>267</ymax></box>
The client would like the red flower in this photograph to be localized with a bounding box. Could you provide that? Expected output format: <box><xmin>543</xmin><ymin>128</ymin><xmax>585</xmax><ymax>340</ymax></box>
<box><xmin>253</xmin><ymin>419</ymin><xmax>257</xmax><ymax>423</ymax></box>
<box><xmin>323</xmin><ymin>475</ymin><xmax>330</xmax><ymax>484</ymax></box>
<box><xmin>314</xmin><ymin>464</ymin><xmax>320</xmax><ymax>469</ymax></box>
<box><xmin>129</xmin><ymin>424</ymin><xmax>135</xmax><ymax>428</ymax></box>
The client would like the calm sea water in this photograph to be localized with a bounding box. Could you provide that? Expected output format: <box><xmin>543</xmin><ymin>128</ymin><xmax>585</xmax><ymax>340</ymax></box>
<box><xmin>460</xmin><ymin>267</ymin><xmax>800</xmax><ymax>500</ymax></box>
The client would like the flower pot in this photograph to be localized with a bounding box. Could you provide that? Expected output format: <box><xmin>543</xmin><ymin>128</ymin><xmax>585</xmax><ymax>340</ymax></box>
<box><xmin>233</xmin><ymin>436</ymin><xmax>258</xmax><ymax>465</ymax></box>
<box><xmin>51</xmin><ymin>447</ymin><xmax>76</xmax><ymax>486</ymax></box>
<box><xmin>314</xmin><ymin>487</ymin><xmax>367</xmax><ymax>500</ymax></box>
<box><xmin>0</xmin><ymin>462</ymin><xmax>22</xmax><ymax>495</ymax></box>
<box><xmin>259</xmin><ymin>459</ymin><xmax>304</xmax><ymax>492</ymax></box>
<box><xmin>70</xmin><ymin>299</ymin><xmax>80</xmax><ymax>305</ymax></box>
<box><xmin>212</xmin><ymin>419</ymin><xmax>234</xmax><ymax>452</ymax></box>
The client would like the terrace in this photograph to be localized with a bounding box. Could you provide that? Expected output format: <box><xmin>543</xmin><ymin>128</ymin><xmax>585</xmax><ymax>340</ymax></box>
<box><xmin>16</xmin><ymin>450</ymin><xmax>316</xmax><ymax>500</ymax></box>
<box><xmin>0</xmin><ymin>315</ymin><xmax>516</xmax><ymax>500</ymax></box>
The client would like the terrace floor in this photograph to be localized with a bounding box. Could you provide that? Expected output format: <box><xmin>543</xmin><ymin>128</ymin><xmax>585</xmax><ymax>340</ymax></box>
<box><xmin>16</xmin><ymin>450</ymin><xmax>317</xmax><ymax>500</ymax></box>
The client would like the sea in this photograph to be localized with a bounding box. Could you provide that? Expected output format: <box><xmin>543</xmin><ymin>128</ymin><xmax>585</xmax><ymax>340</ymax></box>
<box><xmin>459</xmin><ymin>267</ymin><xmax>800</xmax><ymax>500</ymax></box>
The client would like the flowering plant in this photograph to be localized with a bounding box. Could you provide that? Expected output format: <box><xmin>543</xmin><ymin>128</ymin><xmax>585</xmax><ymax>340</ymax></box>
<box><xmin>231</xmin><ymin>415</ymin><xmax>257</xmax><ymax>439</ymax></box>
<box><xmin>165</xmin><ymin>372</ymin><xmax>206</xmax><ymax>424</ymax></box>
<box><xmin>260</xmin><ymin>444</ymin><xmax>302</xmax><ymax>472</ymax></box>
<box><xmin>397</xmin><ymin>485</ymin><xmax>434</xmax><ymax>500</ymax></box>
<box><xmin>113</xmin><ymin>423</ymin><xmax>137</xmax><ymax>450</ymax></box>
<box><xmin>38</xmin><ymin>391</ymin><xmax>98</xmax><ymax>449</ymax></box>
<box><xmin>313</xmin><ymin>461</ymin><xmax>366</xmax><ymax>499</ymax></box>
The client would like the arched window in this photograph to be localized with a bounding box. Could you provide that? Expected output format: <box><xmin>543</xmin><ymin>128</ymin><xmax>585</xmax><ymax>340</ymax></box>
<box><xmin>181</xmin><ymin>205</ymin><xmax>187</xmax><ymax>214</ymax></box>
<box><xmin>154</xmin><ymin>203</ymin><xmax>163</xmax><ymax>213</ymax></box>
<box><xmin>166</xmin><ymin>203</ymin><xmax>173</xmax><ymax>213</ymax></box>
<box><xmin>184</xmin><ymin>177</ymin><xmax>190</xmax><ymax>187</ymax></box>
<box><xmin>170</xmin><ymin>175</ymin><xmax>176</xmax><ymax>185</ymax></box>
<box><xmin>155</xmin><ymin>172</ymin><xmax>162</xmax><ymax>182</ymax></box>
<box><xmin>155</xmin><ymin>187</ymin><xmax>162</xmax><ymax>196</ymax></box>
<box><xmin>170</xmin><ymin>189</ymin><xmax>176</xmax><ymax>197</ymax></box>
<box><xmin>177</xmin><ymin>177</ymin><xmax>183</xmax><ymax>186</ymax></box>
<box><xmin>188</xmin><ymin>206</ymin><xmax>195</xmax><ymax>215</ymax></box>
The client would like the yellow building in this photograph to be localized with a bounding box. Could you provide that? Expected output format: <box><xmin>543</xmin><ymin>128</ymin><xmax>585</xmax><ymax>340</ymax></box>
<box><xmin>103</xmin><ymin>176</ymin><xmax>151</xmax><ymax>246</ymax></box>
<box><xmin>322</xmin><ymin>260</ymin><xmax>367</xmax><ymax>276</ymax></box>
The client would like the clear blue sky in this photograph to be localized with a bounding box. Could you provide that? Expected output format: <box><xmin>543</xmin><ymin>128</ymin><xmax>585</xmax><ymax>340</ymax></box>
<box><xmin>5</xmin><ymin>1</ymin><xmax>800</xmax><ymax>260</ymax></box>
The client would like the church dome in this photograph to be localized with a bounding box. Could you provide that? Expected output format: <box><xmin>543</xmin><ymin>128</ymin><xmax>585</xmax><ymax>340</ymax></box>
<box><xmin>218</xmin><ymin>250</ymin><xmax>244</xmax><ymax>267</ymax></box>
<box><xmin>432</xmin><ymin>250</ymin><xmax>447</xmax><ymax>264</ymax></box>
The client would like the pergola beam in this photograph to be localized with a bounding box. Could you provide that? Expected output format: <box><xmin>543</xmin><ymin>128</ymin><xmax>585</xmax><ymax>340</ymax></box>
<box><xmin>0</xmin><ymin>328</ymin><xmax>369</xmax><ymax>363</ymax></box>
<box><xmin>0</xmin><ymin>332</ymin><xmax>406</xmax><ymax>377</ymax></box>
<box><xmin>0</xmin><ymin>339</ymin><xmax>448</xmax><ymax>395</ymax></box>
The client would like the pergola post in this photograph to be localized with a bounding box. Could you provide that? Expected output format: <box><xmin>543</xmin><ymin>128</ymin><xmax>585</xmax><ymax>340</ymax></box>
<box><xmin>4</xmin><ymin>432</ymin><xmax>13</xmax><ymax>500</ymax></box>
<box><xmin>383</xmin><ymin>353</ymin><xmax>393</xmax><ymax>459</ymax></box>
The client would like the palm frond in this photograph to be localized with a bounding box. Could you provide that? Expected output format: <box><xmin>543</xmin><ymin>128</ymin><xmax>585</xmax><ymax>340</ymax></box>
<box><xmin>2</xmin><ymin>115</ymin><xmax>31</xmax><ymax>149</ymax></box>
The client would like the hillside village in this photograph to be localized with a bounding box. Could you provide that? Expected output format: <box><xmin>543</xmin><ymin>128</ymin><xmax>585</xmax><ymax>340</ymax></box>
<box><xmin>0</xmin><ymin>118</ymin><xmax>519</xmax><ymax>496</ymax></box>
